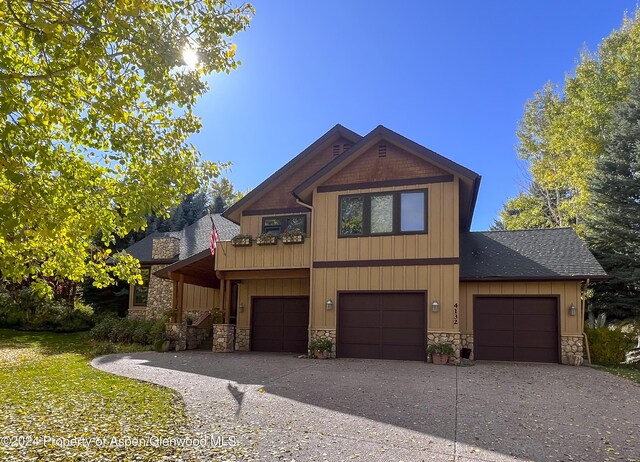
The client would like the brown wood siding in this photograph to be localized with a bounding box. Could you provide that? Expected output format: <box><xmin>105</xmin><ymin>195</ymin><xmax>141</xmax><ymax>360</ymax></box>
<box><xmin>215</xmin><ymin>238</ymin><xmax>311</xmax><ymax>271</ymax></box>
<box><xmin>237</xmin><ymin>278</ymin><xmax>310</xmax><ymax>329</ymax></box>
<box><xmin>311</xmin><ymin>265</ymin><xmax>458</xmax><ymax>331</ymax></box>
<box><xmin>321</xmin><ymin>143</ymin><xmax>448</xmax><ymax>187</ymax></box>
<box><xmin>313</xmin><ymin>181</ymin><xmax>459</xmax><ymax>263</ymax></box>
<box><xmin>182</xmin><ymin>284</ymin><xmax>217</xmax><ymax>311</ymax></box>
<box><xmin>245</xmin><ymin>137</ymin><xmax>354</xmax><ymax>212</ymax></box>
<box><xmin>459</xmin><ymin>281</ymin><xmax>583</xmax><ymax>336</ymax></box>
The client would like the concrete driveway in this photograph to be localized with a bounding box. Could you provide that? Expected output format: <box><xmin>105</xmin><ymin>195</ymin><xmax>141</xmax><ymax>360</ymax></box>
<box><xmin>92</xmin><ymin>352</ymin><xmax>640</xmax><ymax>461</ymax></box>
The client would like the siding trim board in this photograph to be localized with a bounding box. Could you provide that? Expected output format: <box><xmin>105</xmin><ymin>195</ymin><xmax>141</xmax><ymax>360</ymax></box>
<box><xmin>313</xmin><ymin>258</ymin><xmax>460</xmax><ymax>268</ymax></box>
<box><xmin>460</xmin><ymin>276</ymin><xmax>598</xmax><ymax>282</ymax></box>
<box><xmin>243</xmin><ymin>207</ymin><xmax>310</xmax><ymax>216</ymax></box>
<box><xmin>317</xmin><ymin>175</ymin><xmax>454</xmax><ymax>193</ymax></box>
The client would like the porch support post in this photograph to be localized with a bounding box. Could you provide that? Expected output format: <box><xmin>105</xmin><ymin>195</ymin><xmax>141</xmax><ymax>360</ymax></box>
<box><xmin>224</xmin><ymin>280</ymin><xmax>232</xmax><ymax>324</ymax></box>
<box><xmin>176</xmin><ymin>274</ymin><xmax>184</xmax><ymax>323</ymax></box>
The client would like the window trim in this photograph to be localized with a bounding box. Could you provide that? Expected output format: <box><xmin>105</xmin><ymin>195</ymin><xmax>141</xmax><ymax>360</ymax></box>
<box><xmin>261</xmin><ymin>214</ymin><xmax>308</xmax><ymax>236</ymax></box>
<box><xmin>132</xmin><ymin>267</ymin><xmax>151</xmax><ymax>307</ymax></box>
<box><xmin>338</xmin><ymin>189</ymin><xmax>428</xmax><ymax>238</ymax></box>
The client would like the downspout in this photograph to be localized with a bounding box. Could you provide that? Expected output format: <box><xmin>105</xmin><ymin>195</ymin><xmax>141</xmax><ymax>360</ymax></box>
<box><xmin>296</xmin><ymin>195</ymin><xmax>315</xmax><ymax>353</ymax></box>
<box><xmin>582</xmin><ymin>278</ymin><xmax>591</xmax><ymax>364</ymax></box>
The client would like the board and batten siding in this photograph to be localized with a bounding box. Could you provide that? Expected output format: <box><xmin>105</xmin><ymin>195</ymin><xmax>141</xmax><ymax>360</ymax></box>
<box><xmin>459</xmin><ymin>281</ymin><xmax>583</xmax><ymax>335</ymax></box>
<box><xmin>312</xmin><ymin>265</ymin><xmax>459</xmax><ymax>332</ymax></box>
<box><xmin>236</xmin><ymin>278</ymin><xmax>310</xmax><ymax>329</ymax></box>
<box><xmin>215</xmin><ymin>213</ymin><xmax>312</xmax><ymax>271</ymax></box>
<box><xmin>312</xmin><ymin>180</ymin><xmax>459</xmax><ymax>262</ymax></box>
<box><xmin>182</xmin><ymin>283</ymin><xmax>217</xmax><ymax>312</ymax></box>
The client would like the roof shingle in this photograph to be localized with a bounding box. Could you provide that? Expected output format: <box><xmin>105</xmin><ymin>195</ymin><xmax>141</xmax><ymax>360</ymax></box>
<box><xmin>460</xmin><ymin>228</ymin><xmax>606</xmax><ymax>280</ymax></box>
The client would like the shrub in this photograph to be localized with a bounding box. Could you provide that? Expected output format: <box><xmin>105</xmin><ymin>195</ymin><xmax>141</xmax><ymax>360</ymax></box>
<box><xmin>585</xmin><ymin>324</ymin><xmax>636</xmax><ymax>366</ymax></box>
<box><xmin>90</xmin><ymin>316</ymin><xmax>166</xmax><ymax>346</ymax></box>
<box><xmin>0</xmin><ymin>287</ymin><xmax>94</xmax><ymax>332</ymax></box>
<box><xmin>427</xmin><ymin>342</ymin><xmax>455</xmax><ymax>356</ymax></box>
<box><xmin>308</xmin><ymin>337</ymin><xmax>332</xmax><ymax>352</ymax></box>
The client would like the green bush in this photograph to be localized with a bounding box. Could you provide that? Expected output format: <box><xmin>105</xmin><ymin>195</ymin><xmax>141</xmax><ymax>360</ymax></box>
<box><xmin>0</xmin><ymin>287</ymin><xmax>94</xmax><ymax>332</ymax></box>
<box><xmin>585</xmin><ymin>324</ymin><xmax>636</xmax><ymax>366</ymax></box>
<box><xmin>90</xmin><ymin>316</ymin><xmax>166</xmax><ymax>346</ymax></box>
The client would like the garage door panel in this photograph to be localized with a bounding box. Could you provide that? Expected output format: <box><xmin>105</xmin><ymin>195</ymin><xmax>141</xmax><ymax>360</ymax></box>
<box><xmin>382</xmin><ymin>328</ymin><xmax>425</xmax><ymax>345</ymax></box>
<box><xmin>514</xmin><ymin>314</ymin><xmax>557</xmax><ymax>331</ymax></box>
<box><xmin>516</xmin><ymin>330</ymin><xmax>558</xmax><ymax>348</ymax></box>
<box><xmin>381</xmin><ymin>310</ymin><xmax>424</xmax><ymax>327</ymax></box>
<box><xmin>475</xmin><ymin>329</ymin><xmax>513</xmax><ymax>347</ymax></box>
<box><xmin>340</xmin><ymin>310</ymin><xmax>380</xmax><ymax>328</ymax></box>
<box><xmin>339</xmin><ymin>327</ymin><xmax>379</xmax><ymax>344</ymax></box>
<box><xmin>252</xmin><ymin>297</ymin><xmax>309</xmax><ymax>354</ymax></box>
<box><xmin>338</xmin><ymin>292</ymin><xmax>425</xmax><ymax>361</ymax></box>
<box><xmin>475</xmin><ymin>314</ymin><xmax>513</xmax><ymax>330</ymax></box>
<box><xmin>474</xmin><ymin>297</ymin><xmax>558</xmax><ymax>363</ymax></box>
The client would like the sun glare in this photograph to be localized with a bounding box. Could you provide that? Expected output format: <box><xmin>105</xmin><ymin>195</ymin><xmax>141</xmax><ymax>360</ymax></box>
<box><xmin>182</xmin><ymin>46</ymin><xmax>199</xmax><ymax>69</ymax></box>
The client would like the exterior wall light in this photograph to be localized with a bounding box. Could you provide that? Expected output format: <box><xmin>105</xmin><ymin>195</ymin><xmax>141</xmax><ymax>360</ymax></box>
<box><xmin>431</xmin><ymin>300</ymin><xmax>439</xmax><ymax>312</ymax></box>
<box><xmin>238</xmin><ymin>302</ymin><xmax>244</xmax><ymax>313</ymax></box>
<box><xmin>326</xmin><ymin>299</ymin><xmax>334</xmax><ymax>310</ymax></box>
<box><xmin>568</xmin><ymin>303</ymin><xmax>577</xmax><ymax>316</ymax></box>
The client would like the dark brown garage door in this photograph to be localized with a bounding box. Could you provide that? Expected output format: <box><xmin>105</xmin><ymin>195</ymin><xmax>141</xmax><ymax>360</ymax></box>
<box><xmin>474</xmin><ymin>296</ymin><xmax>559</xmax><ymax>363</ymax></box>
<box><xmin>338</xmin><ymin>292</ymin><xmax>426</xmax><ymax>361</ymax></box>
<box><xmin>252</xmin><ymin>297</ymin><xmax>309</xmax><ymax>353</ymax></box>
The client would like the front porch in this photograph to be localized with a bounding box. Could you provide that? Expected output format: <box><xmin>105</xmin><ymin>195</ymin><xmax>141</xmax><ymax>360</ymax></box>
<box><xmin>156</xmin><ymin>247</ymin><xmax>311</xmax><ymax>352</ymax></box>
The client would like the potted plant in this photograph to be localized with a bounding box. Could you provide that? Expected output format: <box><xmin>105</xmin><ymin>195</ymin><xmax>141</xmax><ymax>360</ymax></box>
<box><xmin>231</xmin><ymin>234</ymin><xmax>252</xmax><ymax>247</ymax></box>
<box><xmin>186</xmin><ymin>316</ymin><xmax>193</xmax><ymax>326</ymax></box>
<box><xmin>427</xmin><ymin>342</ymin><xmax>455</xmax><ymax>365</ymax></box>
<box><xmin>256</xmin><ymin>232</ymin><xmax>277</xmax><ymax>245</ymax></box>
<box><xmin>280</xmin><ymin>228</ymin><xmax>305</xmax><ymax>244</ymax></box>
<box><xmin>309</xmin><ymin>338</ymin><xmax>333</xmax><ymax>359</ymax></box>
<box><xmin>211</xmin><ymin>309</ymin><xmax>224</xmax><ymax>324</ymax></box>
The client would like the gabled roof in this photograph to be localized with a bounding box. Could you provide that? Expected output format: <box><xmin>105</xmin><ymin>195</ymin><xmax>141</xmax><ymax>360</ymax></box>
<box><xmin>223</xmin><ymin>124</ymin><xmax>362</xmax><ymax>223</ymax></box>
<box><xmin>123</xmin><ymin>214</ymin><xmax>239</xmax><ymax>264</ymax></box>
<box><xmin>460</xmin><ymin>228</ymin><xmax>607</xmax><ymax>281</ymax></box>
<box><xmin>293</xmin><ymin>125</ymin><xmax>482</xmax><ymax>231</ymax></box>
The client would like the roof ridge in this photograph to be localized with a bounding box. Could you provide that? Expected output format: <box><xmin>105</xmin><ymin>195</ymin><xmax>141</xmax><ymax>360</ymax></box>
<box><xmin>470</xmin><ymin>227</ymin><xmax>574</xmax><ymax>234</ymax></box>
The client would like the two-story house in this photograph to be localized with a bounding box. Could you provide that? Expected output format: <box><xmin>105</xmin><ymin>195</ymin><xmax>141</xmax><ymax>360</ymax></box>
<box><xmin>126</xmin><ymin>124</ymin><xmax>606</xmax><ymax>365</ymax></box>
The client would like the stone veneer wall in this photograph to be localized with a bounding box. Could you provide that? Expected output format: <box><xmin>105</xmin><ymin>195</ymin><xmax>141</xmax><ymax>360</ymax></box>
<box><xmin>166</xmin><ymin>323</ymin><xmax>187</xmax><ymax>351</ymax></box>
<box><xmin>427</xmin><ymin>331</ymin><xmax>461</xmax><ymax>363</ymax></box>
<box><xmin>460</xmin><ymin>333</ymin><xmax>474</xmax><ymax>360</ymax></box>
<box><xmin>186</xmin><ymin>326</ymin><xmax>211</xmax><ymax>350</ymax></box>
<box><xmin>235</xmin><ymin>327</ymin><xmax>250</xmax><ymax>351</ymax></box>
<box><xmin>145</xmin><ymin>264</ymin><xmax>174</xmax><ymax>320</ymax></box>
<box><xmin>561</xmin><ymin>335</ymin><xmax>584</xmax><ymax>366</ymax></box>
<box><xmin>212</xmin><ymin>324</ymin><xmax>235</xmax><ymax>352</ymax></box>
<box><xmin>310</xmin><ymin>329</ymin><xmax>336</xmax><ymax>358</ymax></box>
<box><xmin>151</xmin><ymin>237</ymin><xmax>180</xmax><ymax>259</ymax></box>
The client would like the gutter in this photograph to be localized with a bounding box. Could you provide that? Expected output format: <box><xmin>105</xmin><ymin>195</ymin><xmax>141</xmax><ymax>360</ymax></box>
<box><xmin>296</xmin><ymin>195</ymin><xmax>315</xmax><ymax>353</ymax></box>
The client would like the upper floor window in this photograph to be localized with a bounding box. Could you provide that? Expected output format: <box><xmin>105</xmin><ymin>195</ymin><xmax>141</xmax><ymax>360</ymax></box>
<box><xmin>133</xmin><ymin>267</ymin><xmax>151</xmax><ymax>306</ymax></box>
<box><xmin>262</xmin><ymin>215</ymin><xmax>307</xmax><ymax>236</ymax></box>
<box><xmin>339</xmin><ymin>190</ymin><xmax>427</xmax><ymax>237</ymax></box>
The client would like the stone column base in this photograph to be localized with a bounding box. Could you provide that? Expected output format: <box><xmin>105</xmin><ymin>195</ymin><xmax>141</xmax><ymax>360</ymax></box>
<box><xmin>212</xmin><ymin>324</ymin><xmax>235</xmax><ymax>353</ymax></box>
<box><xmin>561</xmin><ymin>335</ymin><xmax>584</xmax><ymax>366</ymax></box>
<box><xmin>235</xmin><ymin>327</ymin><xmax>250</xmax><ymax>351</ymax></box>
<box><xmin>166</xmin><ymin>322</ymin><xmax>187</xmax><ymax>351</ymax></box>
<box><xmin>460</xmin><ymin>333</ymin><xmax>474</xmax><ymax>360</ymax></box>
<box><xmin>427</xmin><ymin>331</ymin><xmax>462</xmax><ymax>362</ymax></box>
<box><xmin>310</xmin><ymin>329</ymin><xmax>336</xmax><ymax>358</ymax></box>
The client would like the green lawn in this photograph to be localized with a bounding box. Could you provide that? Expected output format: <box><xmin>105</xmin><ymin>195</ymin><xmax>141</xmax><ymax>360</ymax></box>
<box><xmin>602</xmin><ymin>364</ymin><xmax>640</xmax><ymax>384</ymax></box>
<box><xmin>0</xmin><ymin>329</ymin><xmax>194</xmax><ymax>461</ymax></box>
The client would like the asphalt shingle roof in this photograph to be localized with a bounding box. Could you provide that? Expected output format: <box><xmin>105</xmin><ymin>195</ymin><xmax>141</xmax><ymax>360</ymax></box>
<box><xmin>123</xmin><ymin>214</ymin><xmax>239</xmax><ymax>263</ymax></box>
<box><xmin>460</xmin><ymin>228</ymin><xmax>607</xmax><ymax>280</ymax></box>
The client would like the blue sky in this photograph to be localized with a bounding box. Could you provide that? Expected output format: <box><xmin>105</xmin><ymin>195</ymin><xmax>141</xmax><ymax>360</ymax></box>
<box><xmin>191</xmin><ymin>1</ymin><xmax>638</xmax><ymax>230</ymax></box>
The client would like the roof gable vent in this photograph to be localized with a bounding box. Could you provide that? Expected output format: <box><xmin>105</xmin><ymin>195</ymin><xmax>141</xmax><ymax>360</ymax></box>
<box><xmin>332</xmin><ymin>144</ymin><xmax>341</xmax><ymax>157</ymax></box>
<box><xmin>378</xmin><ymin>143</ymin><xmax>387</xmax><ymax>158</ymax></box>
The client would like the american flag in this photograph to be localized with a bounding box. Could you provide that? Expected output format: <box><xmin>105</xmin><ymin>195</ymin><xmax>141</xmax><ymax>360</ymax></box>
<box><xmin>210</xmin><ymin>217</ymin><xmax>219</xmax><ymax>256</ymax></box>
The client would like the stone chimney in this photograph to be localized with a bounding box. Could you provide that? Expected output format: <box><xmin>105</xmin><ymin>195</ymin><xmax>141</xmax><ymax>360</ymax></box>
<box><xmin>151</xmin><ymin>236</ymin><xmax>180</xmax><ymax>260</ymax></box>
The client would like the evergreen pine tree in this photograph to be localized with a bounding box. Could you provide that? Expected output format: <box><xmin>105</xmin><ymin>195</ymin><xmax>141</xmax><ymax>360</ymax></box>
<box><xmin>587</xmin><ymin>81</ymin><xmax>640</xmax><ymax>320</ymax></box>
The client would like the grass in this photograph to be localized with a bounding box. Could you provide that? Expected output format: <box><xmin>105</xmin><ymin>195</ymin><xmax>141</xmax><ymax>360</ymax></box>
<box><xmin>602</xmin><ymin>364</ymin><xmax>640</xmax><ymax>385</ymax></box>
<box><xmin>0</xmin><ymin>329</ymin><xmax>194</xmax><ymax>461</ymax></box>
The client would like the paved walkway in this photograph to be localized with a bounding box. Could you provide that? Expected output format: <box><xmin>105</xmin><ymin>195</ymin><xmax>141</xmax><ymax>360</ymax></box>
<box><xmin>92</xmin><ymin>352</ymin><xmax>640</xmax><ymax>461</ymax></box>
